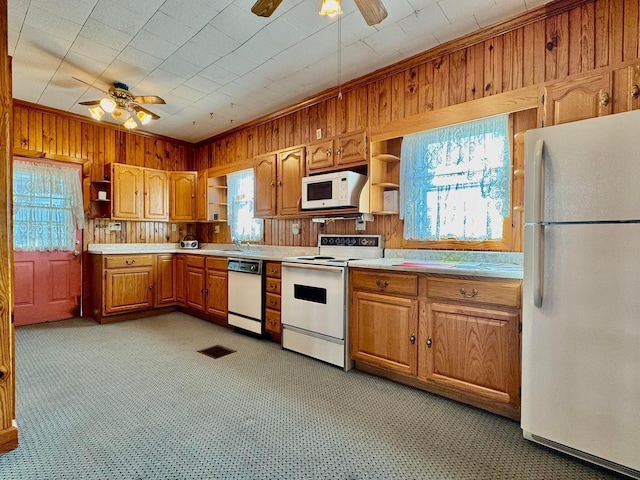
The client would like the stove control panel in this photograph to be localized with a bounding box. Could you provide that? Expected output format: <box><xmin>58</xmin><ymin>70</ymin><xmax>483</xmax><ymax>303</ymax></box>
<box><xmin>319</xmin><ymin>235</ymin><xmax>382</xmax><ymax>247</ymax></box>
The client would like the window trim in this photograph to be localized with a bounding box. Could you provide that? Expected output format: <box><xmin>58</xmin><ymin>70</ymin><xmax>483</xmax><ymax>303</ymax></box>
<box><xmin>401</xmin><ymin>114</ymin><xmax>515</xmax><ymax>252</ymax></box>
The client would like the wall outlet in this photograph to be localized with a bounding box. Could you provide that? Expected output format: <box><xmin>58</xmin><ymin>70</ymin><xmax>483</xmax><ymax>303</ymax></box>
<box><xmin>316</xmin><ymin>128</ymin><xmax>322</xmax><ymax>140</ymax></box>
<box><xmin>108</xmin><ymin>222</ymin><xmax>121</xmax><ymax>232</ymax></box>
<box><xmin>355</xmin><ymin>219</ymin><xmax>366</xmax><ymax>231</ymax></box>
<box><xmin>171</xmin><ymin>223</ymin><xmax>177</xmax><ymax>232</ymax></box>
<box><xmin>292</xmin><ymin>223</ymin><xmax>300</xmax><ymax>235</ymax></box>
<box><xmin>214</xmin><ymin>225</ymin><xmax>220</xmax><ymax>234</ymax></box>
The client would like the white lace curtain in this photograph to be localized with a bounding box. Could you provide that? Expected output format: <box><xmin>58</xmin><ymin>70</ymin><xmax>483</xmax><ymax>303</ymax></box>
<box><xmin>227</xmin><ymin>168</ymin><xmax>263</xmax><ymax>242</ymax></box>
<box><xmin>400</xmin><ymin>114</ymin><xmax>511</xmax><ymax>241</ymax></box>
<box><xmin>13</xmin><ymin>160</ymin><xmax>84</xmax><ymax>251</ymax></box>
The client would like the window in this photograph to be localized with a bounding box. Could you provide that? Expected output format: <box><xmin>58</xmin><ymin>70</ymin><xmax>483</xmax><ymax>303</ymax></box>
<box><xmin>400</xmin><ymin>114</ymin><xmax>511</xmax><ymax>247</ymax></box>
<box><xmin>227</xmin><ymin>168</ymin><xmax>263</xmax><ymax>242</ymax></box>
<box><xmin>13</xmin><ymin>160</ymin><xmax>84</xmax><ymax>251</ymax></box>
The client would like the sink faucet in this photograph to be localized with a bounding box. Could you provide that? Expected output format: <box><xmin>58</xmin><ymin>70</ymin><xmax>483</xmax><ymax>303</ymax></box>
<box><xmin>232</xmin><ymin>237</ymin><xmax>245</xmax><ymax>251</ymax></box>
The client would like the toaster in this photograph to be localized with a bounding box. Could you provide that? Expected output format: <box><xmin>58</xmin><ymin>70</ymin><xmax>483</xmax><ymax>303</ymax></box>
<box><xmin>180</xmin><ymin>234</ymin><xmax>199</xmax><ymax>249</ymax></box>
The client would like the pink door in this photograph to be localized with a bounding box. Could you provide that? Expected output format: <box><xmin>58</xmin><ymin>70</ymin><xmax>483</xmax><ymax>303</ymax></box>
<box><xmin>13</xmin><ymin>159</ymin><xmax>83</xmax><ymax>326</ymax></box>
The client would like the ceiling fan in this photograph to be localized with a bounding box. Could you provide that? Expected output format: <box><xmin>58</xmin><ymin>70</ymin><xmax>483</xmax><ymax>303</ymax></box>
<box><xmin>73</xmin><ymin>77</ymin><xmax>166</xmax><ymax>129</ymax></box>
<box><xmin>251</xmin><ymin>0</ymin><xmax>388</xmax><ymax>26</ymax></box>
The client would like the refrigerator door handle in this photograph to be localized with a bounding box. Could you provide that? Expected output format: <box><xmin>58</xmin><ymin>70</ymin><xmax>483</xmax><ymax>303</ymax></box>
<box><xmin>533</xmin><ymin>223</ymin><xmax>544</xmax><ymax>307</ymax></box>
<box><xmin>533</xmin><ymin>139</ymin><xmax>545</xmax><ymax>224</ymax></box>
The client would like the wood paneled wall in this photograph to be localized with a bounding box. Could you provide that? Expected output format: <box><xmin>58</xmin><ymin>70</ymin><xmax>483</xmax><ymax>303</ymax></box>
<box><xmin>194</xmin><ymin>0</ymin><xmax>640</xmax><ymax>250</ymax></box>
<box><xmin>12</xmin><ymin>101</ymin><xmax>194</xmax><ymax>245</ymax></box>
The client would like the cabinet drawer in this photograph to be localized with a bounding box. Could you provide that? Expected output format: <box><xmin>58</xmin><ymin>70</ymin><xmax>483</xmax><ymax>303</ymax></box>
<box><xmin>266</xmin><ymin>292</ymin><xmax>281</xmax><ymax>311</ymax></box>
<box><xmin>105</xmin><ymin>254</ymin><xmax>154</xmax><ymax>269</ymax></box>
<box><xmin>351</xmin><ymin>270</ymin><xmax>418</xmax><ymax>296</ymax></box>
<box><xmin>427</xmin><ymin>277</ymin><xmax>521</xmax><ymax>308</ymax></box>
<box><xmin>265</xmin><ymin>308</ymin><xmax>281</xmax><ymax>334</ymax></box>
<box><xmin>265</xmin><ymin>261</ymin><xmax>281</xmax><ymax>278</ymax></box>
<box><xmin>266</xmin><ymin>278</ymin><xmax>281</xmax><ymax>295</ymax></box>
<box><xmin>206</xmin><ymin>256</ymin><xmax>227</xmax><ymax>270</ymax></box>
<box><xmin>186</xmin><ymin>255</ymin><xmax>205</xmax><ymax>269</ymax></box>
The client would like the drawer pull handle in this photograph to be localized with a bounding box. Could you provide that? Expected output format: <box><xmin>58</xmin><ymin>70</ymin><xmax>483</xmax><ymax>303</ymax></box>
<box><xmin>426</xmin><ymin>337</ymin><xmax>432</xmax><ymax>348</ymax></box>
<box><xmin>410</xmin><ymin>333</ymin><xmax>416</xmax><ymax>344</ymax></box>
<box><xmin>126</xmin><ymin>260</ymin><xmax>135</xmax><ymax>265</ymax></box>
<box><xmin>149</xmin><ymin>285</ymin><xmax>153</xmax><ymax>291</ymax></box>
<box><xmin>459</xmin><ymin>288</ymin><xmax>478</xmax><ymax>298</ymax></box>
<box><xmin>376</xmin><ymin>279</ymin><xmax>389</xmax><ymax>289</ymax></box>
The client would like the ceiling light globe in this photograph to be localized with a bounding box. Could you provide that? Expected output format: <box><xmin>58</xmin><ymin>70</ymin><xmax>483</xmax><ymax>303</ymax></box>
<box><xmin>124</xmin><ymin>117</ymin><xmax>137</xmax><ymax>130</ymax></box>
<box><xmin>100</xmin><ymin>97</ymin><xmax>116</xmax><ymax>113</ymax></box>
<box><xmin>319</xmin><ymin>0</ymin><xmax>342</xmax><ymax>16</ymax></box>
<box><xmin>137</xmin><ymin>111</ymin><xmax>152</xmax><ymax>125</ymax></box>
<box><xmin>89</xmin><ymin>106</ymin><xmax>104</xmax><ymax>121</ymax></box>
<box><xmin>110</xmin><ymin>107</ymin><xmax>127</xmax><ymax>120</ymax></box>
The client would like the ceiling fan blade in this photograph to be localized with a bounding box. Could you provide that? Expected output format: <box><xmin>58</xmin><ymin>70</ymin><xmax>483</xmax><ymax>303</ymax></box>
<box><xmin>132</xmin><ymin>95</ymin><xmax>166</xmax><ymax>105</ymax></box>
<box><xmin>72</xmin><ymin>76</ymin><xmax>109</xmax><ymax>95</ymax></box>
<box><xmin>132</xmin><ymin>104</ymin><xmax>161</xmax><ymax>120</ymax></box>
<box><xmin>78</xmin><ymin>100</ymin><xmax>102</xmax><ymax>106</ymax></box>
<box><xmin>251</xmin><ymin>0</ymin><xmax>283</xmax><ymax>17</ymax></box>
<box><xmin>353</xmin><ymin>0</ymin><xmax>388</xmax><ymax>26</ymax></box>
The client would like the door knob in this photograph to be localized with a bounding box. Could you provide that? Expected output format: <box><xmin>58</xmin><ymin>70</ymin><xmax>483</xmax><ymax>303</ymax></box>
<box><xmin>410</xmin><ymin>333</ymin><xmax>416</xmax><ymax>344</ymax></box>
<box><xmin>426</xmin><ymin>337</ymin><xmax>432</xmax><ymax>348</ymax></box>
<box><xmin>72</xmin><ymin>250</ymin><xmax>81</xmax><ymax>257</ymax></box>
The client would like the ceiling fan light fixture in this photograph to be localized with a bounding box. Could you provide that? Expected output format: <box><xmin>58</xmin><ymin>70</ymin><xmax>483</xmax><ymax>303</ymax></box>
<box><xmin>110</xmin><ymin>107</ymin><xmax>128</xmax><ymax>121</ymax></box>
<box><xmin>319</xmin><ymin>0</ymin><xmax>342</xmax><ymax>16</ymax></box>
<box><xmin>88</xmin><ymin>106</ymin><xmax>104</xmax><ymax>121</ymax></box>
<box><xmin>137</xmin><ymin>110</ymin><xmax>153</xmax><ymax>125</ymax></box>
<box><xmin>123</xmin><ymin>117</ymin><xmax>137</xmax><ymax>130</ymax></box>
<box><xmin>99</xmin><ymin>97</ymin><xmax>116</xmax><ymax>113</ymax></box>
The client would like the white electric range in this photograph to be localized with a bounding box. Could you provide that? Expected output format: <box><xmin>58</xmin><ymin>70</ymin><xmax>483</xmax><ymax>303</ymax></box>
<box><xmin>280</xmin><ymin>234</ymin><xmax>383</xmax><ymax>370</ymax></box>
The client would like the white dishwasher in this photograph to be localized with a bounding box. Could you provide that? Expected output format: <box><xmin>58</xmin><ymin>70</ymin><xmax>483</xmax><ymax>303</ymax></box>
<box><xmin>227</xmin><ymin>257</ymin><xmax>264</xmax><ymax>335</ymax></box>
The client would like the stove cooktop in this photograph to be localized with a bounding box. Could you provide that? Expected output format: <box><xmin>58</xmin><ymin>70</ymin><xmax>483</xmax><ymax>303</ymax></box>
<box><xmin>283</xmin><ymin>235</ymin><xmax>383</xmax><ymax>266</ymax></box>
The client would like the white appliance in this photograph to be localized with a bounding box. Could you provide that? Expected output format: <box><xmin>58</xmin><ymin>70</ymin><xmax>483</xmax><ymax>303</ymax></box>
<box><xmin>301</xmin><ymin>170</ymin><xmax>367</xmax><ymax>210</ymax></box>
<box><xmin>227</xmin><ymin>257</ymin><xmax>264</xmax><ymax>335</ymax></box>
<box><xmin>281</xmin><ymin>235</ymin><xmax>383</xmax><ymax>370</ymax></box>
<box><xmin>522</xmin><ymin>110</ymin><xmax>640</xmax><ymax>479</ymax></box>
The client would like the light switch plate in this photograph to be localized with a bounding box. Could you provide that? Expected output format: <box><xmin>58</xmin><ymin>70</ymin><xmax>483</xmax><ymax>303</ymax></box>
<box><xmin>316</xmin><ymin>128</ymin><xmax>322</xmax><ymax>140</ymax></box>
<box><xmin>171</xmin><ymin>223</ymin><xmax>177</xmax><ymax>232</ymax></box>
<box><xmin>108</xmin><ymin>222</ymin><xmax>121</xmax><ymax>232</ymax></box>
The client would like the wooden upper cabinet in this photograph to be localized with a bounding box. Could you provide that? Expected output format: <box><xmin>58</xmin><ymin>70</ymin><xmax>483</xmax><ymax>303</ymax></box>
<box><xmin>277</xmin><ymin>146</ymin><xmax>304</xmax><ymax>216</ymax></box>
<box><xmin>143</xmin><ymin>169</ymin><xmax>169</xmax><ymax>221</ymax></box>
<box><xmin>306</xmin><ymin>131</ymin><xmax>368</xmax><ymax>174</ymax></box>
<box><xmin>254</xmin><ymin>153</ymin><xmax>278</xmax><ymax>217</ymax></box>
<box><xmin>170</xmin><ymin>171</ymin><xmax>197</xmax><ymax>221</ymax></box>
<box><xmin>539</xmin><ymin>71</ymin><xmax>612</xmax><ymax>127</ymax></box>
<box><xmin>111</xmin><ymin>163</ymin><xmax>144</xmax><ymax>220</ymax></box>
<box><xmin>196</xmin><ymin>169</ymin><xmax>208</xmax><ymax>222</ymax></box>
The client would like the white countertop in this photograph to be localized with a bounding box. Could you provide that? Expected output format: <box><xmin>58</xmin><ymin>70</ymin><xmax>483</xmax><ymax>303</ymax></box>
<box><xmin>87</xmin><ymin>243</ymin><xmax>523</xmax><ymax>279</ymax></box>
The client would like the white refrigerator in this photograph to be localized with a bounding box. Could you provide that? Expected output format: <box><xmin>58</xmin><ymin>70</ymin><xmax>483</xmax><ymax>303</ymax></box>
<box><xmin>522</xmin><ymin>109</ymin><xmax>640</xmax><ymax>479</ymax></box>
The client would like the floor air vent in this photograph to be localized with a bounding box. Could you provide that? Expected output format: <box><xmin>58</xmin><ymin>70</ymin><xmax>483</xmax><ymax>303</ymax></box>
<box><xmin>198</xmin><ymin>345</ymin><xmax>236</xmax><ymax>359</ymax></box>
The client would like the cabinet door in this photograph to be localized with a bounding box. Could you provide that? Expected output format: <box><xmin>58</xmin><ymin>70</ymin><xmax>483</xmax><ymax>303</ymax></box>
<box><xmin>104</xmin><ymin>267</ymin><xmax>154</xmax><ymax>314</ymax></box>
<box><xmin>112</xmin><ymin>164</ymin><xmax>143</xmax><ymax>220</ymax></box>
<box><xmin>156</xmin><ymin>254</ymin><xmax>175</xmax><ymax>305</ymax></box>
<box><xmin>175</xmin><ymin>255</ymin><xmax>186</xmax><ymax>306</ymax></box>
<box><xmin>170</xmin><ymin>171</ymin><xmax>197</xmax><ymax>221</ymax></box>
<box><xmin>186</xmin><ymin>266</ymin><xmax>206</xmax><ymax>311</ymax></box>
<box><xmin>196</xmin><ymin>169</ymin><xmax>208</xmax><ymax>221</ymax></box>
<box><xmin>144</xmin><ymin>169</ymin><xmax>169</xmax><ymax>221</ymax></box>
<box><xmin>351</xmin><ymin>290</ymin><xmax>418</xmax><ymax>376</ymax></box>
<box><xmin>206</xmin><ymin>269</ymin><xmax>228</xmax><ymax>317</ymax></box>
<box><xmin>277</xmin><ymin>147</ymin><xmax>304</xmax><ymax>216</ymax></box>
<box><xmin>336</xmin><ymin>131</ymin><xmax>367</xmax><ymax>166</ymax></box>
<box><xmin>422</xmin><ymin>302</ymin><xmax>520</xmax><ymax>405</ymax></box>
<box><xmin>306</xmin><ymin>139</ymin><xmax>334</xmax><ymax>172</ymax></box>
<box><xmin>539</xmin><ymin>71</ymin><xmax>612</xmax><ymax>126</ymax></box>
<box><xmin>254</xmin><ymin>153</ymin><xmax>277</xmax><ymax>217</ymax></box>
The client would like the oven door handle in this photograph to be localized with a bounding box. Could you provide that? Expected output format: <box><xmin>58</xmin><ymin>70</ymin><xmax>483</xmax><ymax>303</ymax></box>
<box><xmin>282</xmin><ymin>262</ymin><xmax>344</xmax><ymax>274</ymax></box>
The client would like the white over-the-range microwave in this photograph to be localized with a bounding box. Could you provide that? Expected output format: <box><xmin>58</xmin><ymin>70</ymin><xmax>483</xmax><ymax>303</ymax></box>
<box><xmin>301</xmin><ymin>170</ymin><xmax>368</xmax><ymax>210</ymax></box>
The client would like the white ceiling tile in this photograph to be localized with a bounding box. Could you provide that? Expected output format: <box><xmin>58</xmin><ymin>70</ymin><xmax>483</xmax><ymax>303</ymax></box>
<box><xmin>70</xmin><ymin>36</ymin><xmax>120</xmax><ymax>65</ymax></box>
<box><xmin>233</xmin><ymin>70</ymin><xmax>274</xmax><ymax>91</ymax></box>
<box><xmin>190</xmin><ymin>25</ymin><xmax>240</xmax><ymax>59</ymax></box>
<box><xmin>101</xmin><ymin>60</ymin><xmax>149</xmax><ymax>86</ymax></box>
<box><xmin>90</xmin><ymin>1</ymin><xmax>150</xmax><ymax>36</ymax></box>
<box><xmin>200</xmin><ymin>63</ymin><xmax>238</xmax><ymax>86</ymax></box>
<box><xmin>144</xmin><ymin>68</ymin><xmax>186</xmax><ymax>90</ymax></box>
<box><xmin>217</xmin><ymin>81</ymin><xmax>254</xmax><ymax>99</ymax></box>
<box><xmin>183</xmin><ymin>75</ymin><xmax>223</xmax><ymax>94</ymax></box>
<box><xmin>79</xmin><ymin>18</ymin><xmax>134</xmax><ymax>51</ymax></box>
<box><xmin>208</xmin><ymin>4</ymin><xmax>268</xmax><ymax>44</ymax></box>
<box><xmin>381</xmin><ymin>0</ymin><xmax>422</xmax><ymax>25</ymax></box>
<box><xmin>173</xmin><ymin>41</ymin><xmax>222</xmax><ymax>69</ymax></box>
<box><xmin>525</xmin><ymin>0</ymin><xmax>554</xmax><ymax>8</ymax></box>
<box><xmin>8</xmin><ymin>28</ymin><xmax>20</xmax><ymax>56</ymax></box>
<box><xmin>130</xmin><ymin>78</ymin><xmax>174</xmax><ymax>97</ymax></box>
<box><xmin>12</xmin><ymin>68</ymin><xmax>51</xmax><ymax>102</ymax></box>
<box><xmin>65</xmin><ymin>50</ymin><xmax>109</xmax><ymax>80</ymax></box>
<box><xmin>201</xmin><ymin>90</ymin><xmax>235</xmax><ymax>109</ymax></box>
<box><xmin>171</xmin><ymin>85</ymin><xmax>207</xmax><ymax>102</ymax></box>
<box><xmin>159</xmin><ymin>56</ymin><xmax>202</xmax><ymax>79</ymax></box>
<box><xmin>438</xmin><ymin>0</ymin><xmax>497</xmax><ymax>23</ymax></box>
<box><xmin>254</xmin><ymin>17</ymin><xmax>308</xmax><ymax>53</ymax></box>
<box><xmin>215</xmin><ymin>53</ymin><xmax>258</xmax><ymax>77</ymax></box>
<box><xmin>160</xmin><ymin>0</ymin><xmax>223</xmax><ymax>30</ymax></box>
<box><xmin>108</xmin><ymin>0</ymin><xmax>165</xmax><ymax>16</ymax></box>
<box><xmin>398</xmin><ymin>4</ymin><xmax>451</xmax><ymax>39</ymax></box>
<box><xmin>117</xmin><ymin>46</ymin><xmax>164</xmax><ymax>74</ymax></box>
<box><xmin>338</xmin><ymin>11</ymin><xmax>379</xmax><ymax>47</ymax></box>
<box><xmin>363</xmin><ymin>23</ymin><xmax>413</xmax><ymax>57</ymax></box>
<box><xmin>476</xmin><ymin>0</ymin><xmax>526</xmax><ymax>28</ymax></box>
<box><xmin>233</xmin><ymin>37</ymin><xmax>280</xmax><ymax>65</ymax></box>
<box><xmin>31</xmin><ymin>0</ymin><xmax>94</xmax><ymax>26</ymax></box>
<box><xmin>407</xmin><ymin>0</ymin><xmax>440</xmax><ymax>9</ymax></box>
<box><xmin>432</xmin><ymin>15</ymin><xmax>480</xmax><ymax>43</ymax></box>
<box><xmin>130</xmin><ymin>30</ymin><xmax>179</xmax><ymax>60</ymax></box>
<box><xmin>8</xmin><ymin>0</ymin><xmax>29</xmax><ymax>29</ymax></box>
<box><xmin>144</xmin><ymin>11</ymin><xmax>198</xmax><ymax>47</ymax></box>
<box><xmin>24</xmin><ymin>6</ymin><xmax>82</xmax><ymax>42</ymax></box>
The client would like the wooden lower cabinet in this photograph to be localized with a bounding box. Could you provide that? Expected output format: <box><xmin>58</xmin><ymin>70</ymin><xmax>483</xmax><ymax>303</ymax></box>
<box><xmin>185</xmin><ymin>255</ymin><xmax>206</xmax><ymax>311</ymax></box>
<box><xmin>350</xmin><ymin>268</ymin><xmax>522</xmax><ymax>420</ymax></box>
<box><xmin>205</xmin><ymin>257</ymin><xmax>228</xmax><ymax>318</ymax></box>
<box><xmin>156</xmin><ymin>254</ymin><xmax>176</xmax><ymax>305</ymax></box>
<box><xmin>264</xmin><ymin>261</ymin><xmax>282</xmax><ymax>339</ymax></box>
<box><xmin>175</xmin><ymin>254</ymin><xmax>186</xmax><ymax>306</ymax></box>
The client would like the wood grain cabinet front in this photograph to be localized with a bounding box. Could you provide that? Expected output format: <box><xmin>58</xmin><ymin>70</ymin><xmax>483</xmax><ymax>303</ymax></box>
<box><xmin>205</xmin><ymin>257</ymin><xmax>228</xmax><ymax>319</ymax></box>
<box><xmin>102</xmin><ymin>255</ymin><xmax>155</xmax><ymax>315</ymax></box>
<box><xmin>264</xmin><ymin>261</ymin><xmax>282</xmax><ymax>338</ymax></box>
<box><xmin>306</xmin><ymin>131</ymin><xmax>368</xmax><ymax>174</ymax></box>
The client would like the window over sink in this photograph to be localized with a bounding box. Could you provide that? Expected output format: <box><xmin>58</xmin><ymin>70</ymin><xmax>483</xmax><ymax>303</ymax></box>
<box><xmin>227</xmin><ymin>168</ymin><xmax>263</xmax><ymax>242</ymax></box>
<box><xmin>400</xmin><ymin>114</ymin><xmax>512</xmax><ymax>250</ymax></box>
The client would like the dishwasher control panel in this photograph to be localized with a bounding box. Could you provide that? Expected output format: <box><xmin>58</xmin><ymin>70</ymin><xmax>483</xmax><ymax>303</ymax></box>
<box><xmin>227</xmin><ymin>257</ymin><xmax>263</xmax><ymax>275</ymax></box>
